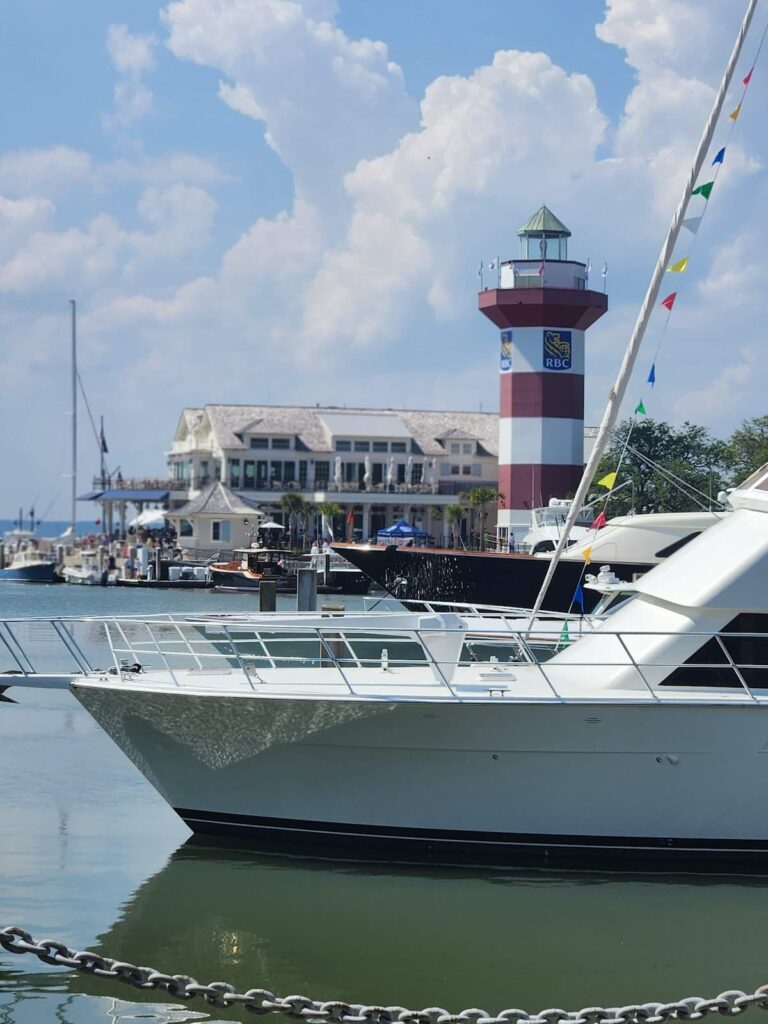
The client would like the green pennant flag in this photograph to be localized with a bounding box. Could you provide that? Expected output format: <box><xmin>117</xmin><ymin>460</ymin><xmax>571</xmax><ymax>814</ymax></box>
<box><xmin>692</xmin><ymin>181</ymin><xmax>714</xmax><ymax>199</ymax></box>
<box><xmin>635</xmin><ymin>400</ymin><xmax>647</xmax><ymax>415</ymax></box>
<box><xmin>557</xmin><ymin>620</ymin><xmax>571</xmax><ymax>651</ymax></box>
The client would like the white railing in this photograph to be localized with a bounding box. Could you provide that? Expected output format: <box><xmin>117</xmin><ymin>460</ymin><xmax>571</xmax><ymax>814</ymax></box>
<box><xmin>1</xmin><ymin>614</ymin><xmax>768</xmax><ymax>705</ymax></box>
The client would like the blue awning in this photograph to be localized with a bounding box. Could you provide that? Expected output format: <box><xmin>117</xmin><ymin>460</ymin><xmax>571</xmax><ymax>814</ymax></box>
<box><xmin>79</xmin><ymin>489</ymin><xmax>169</xmax><ymax>501</ymax></box>
<box><xmin>377</xmin><ymin>518</ymin><xmax>428</xmax><ymax>538</ymax></box>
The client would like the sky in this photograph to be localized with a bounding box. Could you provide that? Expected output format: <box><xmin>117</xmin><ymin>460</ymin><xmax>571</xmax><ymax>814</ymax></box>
<box><xmin>1</xmin><ymin>0</ymin><xmax>766</xmax><ymax>519</ymax></box>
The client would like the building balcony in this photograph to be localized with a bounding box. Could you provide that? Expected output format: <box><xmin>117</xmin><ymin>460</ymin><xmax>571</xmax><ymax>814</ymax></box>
<box><xmin>91</xmin><ymin>476</ymin><xmax>177</xmax><ymax>492</ymax></box>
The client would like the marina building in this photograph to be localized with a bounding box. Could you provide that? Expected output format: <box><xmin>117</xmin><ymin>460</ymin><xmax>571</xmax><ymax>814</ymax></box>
<box><xmin>167</xmin><ymin>404</ymin><xmax>500</xmax><ymax>543</ymax></box>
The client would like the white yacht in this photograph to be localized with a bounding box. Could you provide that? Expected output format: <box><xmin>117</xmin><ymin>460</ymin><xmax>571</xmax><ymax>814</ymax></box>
<box><xmin>37</xmin><ymin>464</ymin><xmax>768</xmax><ymax>863</ymax></box>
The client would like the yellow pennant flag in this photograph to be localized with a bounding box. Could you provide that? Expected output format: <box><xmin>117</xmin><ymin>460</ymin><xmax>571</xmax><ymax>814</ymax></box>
<box><xmin>598</xmin><ymin>471</ymin><xmax>617</xmax><ymax>489</ymax></box>
<box><xmin>583</xmin><ymin>546</ymin><xmax>592</xmax><ymax>565</ymax></box>
<box><xmin>729</xmin><ymin>104</ymin><xmax>741</xmax><ymax>121</ymax></box>
<box><xmin>667</xmin><ymin>257</ymin><xmax>688</xmax><ymax>273</ymax></box>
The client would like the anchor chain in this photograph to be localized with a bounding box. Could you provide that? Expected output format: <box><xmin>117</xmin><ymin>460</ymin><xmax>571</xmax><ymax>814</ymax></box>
<box><xmin>3</xmin><ymin>926</ymin><xmax>768</xmax><ymax>1024</ymax></box>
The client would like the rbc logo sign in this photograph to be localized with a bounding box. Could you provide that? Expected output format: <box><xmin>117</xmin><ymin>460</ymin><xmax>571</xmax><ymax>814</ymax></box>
<box><xmin>543</xmin><ymin>330</ymin><xmax>572</xmax><ymax>371</ymax></box>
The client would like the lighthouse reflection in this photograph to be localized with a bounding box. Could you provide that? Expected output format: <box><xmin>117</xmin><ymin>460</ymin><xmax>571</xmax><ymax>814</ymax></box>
<box><xmin>72</xmin><ymin>838</ymin><xmax>768</xmax><ymax>1018</ymax></box>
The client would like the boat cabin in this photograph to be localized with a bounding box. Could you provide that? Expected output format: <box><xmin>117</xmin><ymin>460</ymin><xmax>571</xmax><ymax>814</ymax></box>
<box><xmin>217</xmin><ymin>548</ymin><xmax>289</xmax><ymax>578</ymax></box>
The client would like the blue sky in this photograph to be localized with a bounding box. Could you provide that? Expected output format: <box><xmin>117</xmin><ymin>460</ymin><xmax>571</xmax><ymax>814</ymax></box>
<box><xmin>0</xmin><ymin>0</ymin><xmax>764</xmax><ymax>518</ymax></box>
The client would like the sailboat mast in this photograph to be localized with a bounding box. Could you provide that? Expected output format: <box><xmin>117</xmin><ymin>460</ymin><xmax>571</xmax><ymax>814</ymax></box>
<box><xmin>70</xmin><ymin>298</ymin><xmax>77</xmax><ymax>539</ymax></box>
<box><xmin>527</xmin><ymin>0</ymin><xmax>758</xmax><ymax>627</ymax></box>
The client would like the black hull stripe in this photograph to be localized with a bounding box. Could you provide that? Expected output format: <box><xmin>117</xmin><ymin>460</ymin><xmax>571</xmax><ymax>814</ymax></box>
<box><xmin>175</xmin><ymin>808</ymin><xmax>768</xmax><ymax>859</ymax></box>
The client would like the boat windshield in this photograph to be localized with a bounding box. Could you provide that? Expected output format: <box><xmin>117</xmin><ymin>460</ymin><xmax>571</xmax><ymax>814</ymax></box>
<box><xmin>589</xmin><ymin>591</ymin><xmax>633</xmax><ymax>617</ymax></box>
<box><xmin>535</xmin><ymin>507</ymin><xmax>594</xmax><ymax>528</ymax></box>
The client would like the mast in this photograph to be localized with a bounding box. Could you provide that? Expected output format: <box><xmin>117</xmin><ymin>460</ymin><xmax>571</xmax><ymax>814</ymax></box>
<box><xmin>527</xmin><ymin>0</ymin><xmax>758</xmax><ymax>627</ymax></box>
<box><xmin>70</xmin><ymin>299</ymin><xmax>77</xmax><ymax>539</ymax></box>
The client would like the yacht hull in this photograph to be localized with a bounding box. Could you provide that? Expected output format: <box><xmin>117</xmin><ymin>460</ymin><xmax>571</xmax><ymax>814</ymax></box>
<box><xmin>72</xmin><ymin>684</ymin><xmax>768</xmax><ymax>863</ymax></box>
<box><xmin>331</xmin><ymin>544</ymin><xmax>650</xmax><ymax>611</ymax></box>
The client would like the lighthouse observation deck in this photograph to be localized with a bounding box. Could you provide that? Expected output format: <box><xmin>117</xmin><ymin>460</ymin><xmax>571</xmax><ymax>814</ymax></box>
<box><xmin>498</xmin><ymin>259</ymin><xmax>587</xmax><ymax>290</ymax></box>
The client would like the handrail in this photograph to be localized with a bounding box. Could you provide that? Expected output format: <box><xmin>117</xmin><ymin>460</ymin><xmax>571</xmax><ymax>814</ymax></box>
<box><xmin>3</xmin><ymin>614</ymin><xmax>768</xmax><ymax>704</ymax></box>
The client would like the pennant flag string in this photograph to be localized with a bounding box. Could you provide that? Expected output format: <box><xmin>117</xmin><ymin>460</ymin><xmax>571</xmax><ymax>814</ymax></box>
<box><xmin>743</xmin><ymin>67</ymin><xmax>754</xmax><ymax>86</ymax></box>
<box><xmin>691</xmin><ymin>181</ymin><xmax>714</xmax><ymax>199</ymax></box>
<box><xmin>729</xmin><ymin>103</ymin><xmax>742</xmax><ymax>121</ymax></box>
<box><xmin>667</xmin><ymin>257</ymin><xmax>688</xmax><ymax>273</ymax></box>
<box><xmin>647</xmin><ymin>363</ymin><xmax>656</xmax><ymax>386</ymax></box>
<box><xmin>712</xmin><ymin>147</ymin><xmax>726</xmax><ymax>165</ymax></box>
<box><xmin>635</xmin><ymin>400</ymin><xmax>647</xmax><ymax>415</ymax></box>
<box><xmin>598</xmin><ymin>472</ymin><xmax>617</xmax><ymax>489</ymax></box>
<box><xmin>682</xmin><ymin>216</ymin><xmax>702</xmax><ymax>235</ymax></box>
<box><xmin>660</xmin><ymin>292</ymin><xmax>677</xmax><ymax>311</ymax></box>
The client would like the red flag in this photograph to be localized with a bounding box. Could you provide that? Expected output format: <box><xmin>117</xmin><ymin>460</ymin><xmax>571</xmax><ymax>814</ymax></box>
<box><xmin>538</xmin><ymin>262</ymin><xmax>545</xmax><ymax>276</ymax></box>
<box><xmin>660</xmin><ymin>291</ymin><xmax>677</xmax><ymax>311</ymax></box>
<box><xmin>346</xmin><ymin>506</ymin><xmax>355</xmax><ymax>526</ymax></box>
<box><xmin>743</xmin><ymin>67</ymin><xmax>754</xmax><ymax>86</ymax></box>
<box><xmin>592</xmin><ymin>511</ymin><xmax>607</xmax><ymax>529</ymax></box>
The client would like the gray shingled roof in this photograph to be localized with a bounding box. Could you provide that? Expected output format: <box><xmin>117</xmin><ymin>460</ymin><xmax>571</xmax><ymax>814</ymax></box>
<box><xmin>171</xmin><ymin>482</ymin><xmax>264</xmax><ymax>517</ymax></box>
<box><xmin>517</xmin><ymin>205</ymin><xmax>571</xmax><ymax>237</ymax></box>
<box><xmin>195</xmin><ymin>405</ymin><xmax>499</xmax><ymax>457</ymax></box>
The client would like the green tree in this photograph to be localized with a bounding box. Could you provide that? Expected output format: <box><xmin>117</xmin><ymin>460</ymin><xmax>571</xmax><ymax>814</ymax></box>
<box><xmin>445</xmin><ymin>503</ymin><xmax>465</xmax><ymax>549</ymax></box>
<box><xmin>594</xmin><ymin>418</ymin><xmax>727</xmax><ymax>516</ymax></box>
<box><xmin>460</xmin><ymin>487</ymin><xmax>503</xmax><ymax>550</ymax></box>
<box><xmin>281</xmin><ymin>493</ymin><xmax>310</xmax><ymax>550</ymax></box>
<box><xmin>314</xmin><ymin>501</ymin><xmax>342</xmax><ymax>542</ymax></box>
<box><xmin>725</xmin><ymin>415</ymin><xmax>768</xmax><ymax>486</ymax></box>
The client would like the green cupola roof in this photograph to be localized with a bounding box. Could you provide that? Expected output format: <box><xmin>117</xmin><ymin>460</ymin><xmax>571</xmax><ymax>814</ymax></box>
<box><xmin>516</xmin><ymin>205</ymin><xmax>571</xmax><ymax>237</ymax></box>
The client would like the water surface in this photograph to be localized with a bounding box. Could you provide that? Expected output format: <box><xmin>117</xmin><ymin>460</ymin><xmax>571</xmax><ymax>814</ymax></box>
<box><xmin>1</xmin><ymin>583</ymin><xmax>767</xmax><ymax>1024</ymax></box>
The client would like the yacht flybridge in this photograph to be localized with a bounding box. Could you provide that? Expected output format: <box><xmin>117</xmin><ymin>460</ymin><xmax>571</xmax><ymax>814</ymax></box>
<box><xmin>3</xmin><ymin>466</ymin><xmax>768</xmax><ymax>863</ymax></box>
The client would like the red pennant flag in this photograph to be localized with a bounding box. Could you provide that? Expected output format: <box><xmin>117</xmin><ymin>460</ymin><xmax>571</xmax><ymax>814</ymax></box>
<box><xmin>593</xmin><ymin>511</ymin><xmax>607</xmax><ymax>529</ymax></box>
<box><xmin>743</xmin><ymin>67</ymin><xmax>754</xmax><ymax>86</ymax></box>
<box><xmin>660</xmin><ymin>292</ymin><xmax>677</xmax><ymax>311</ymax></box>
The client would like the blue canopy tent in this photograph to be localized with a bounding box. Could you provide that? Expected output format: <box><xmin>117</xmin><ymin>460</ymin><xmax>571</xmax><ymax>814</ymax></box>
<box><xmin>376</xmin><ymin>519</ymin><xmax>429</xmax><ymax>547</ymax></box>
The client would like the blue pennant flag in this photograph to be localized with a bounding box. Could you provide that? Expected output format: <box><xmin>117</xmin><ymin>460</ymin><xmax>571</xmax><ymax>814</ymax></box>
<box><xmin>647</xmin><ymin>363</ymin><xmax>656</xmax><ymax>386</ymax></box>
<box><xmin>573</xmin><ymin>583</ymin><xmax>585</xmax><ymax>611</ymax></box>
<box><xmin>712</xmin><ymin>147</ymin><xmax>726</xmax><ymax>166</ymax></box>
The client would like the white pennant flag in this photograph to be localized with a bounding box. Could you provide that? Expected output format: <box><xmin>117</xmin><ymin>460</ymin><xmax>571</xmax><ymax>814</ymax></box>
<box><xmin>682</xmin><ymin>216</ymin><xmax>703</xmax><ymax>235</ymax></box>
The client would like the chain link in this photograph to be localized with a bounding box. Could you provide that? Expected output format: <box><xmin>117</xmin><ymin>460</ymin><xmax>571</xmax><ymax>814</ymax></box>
<box><xmin>4</xmin><ymin>926</ymin><xmax>768</xmax><ymax>1024</ymax></box>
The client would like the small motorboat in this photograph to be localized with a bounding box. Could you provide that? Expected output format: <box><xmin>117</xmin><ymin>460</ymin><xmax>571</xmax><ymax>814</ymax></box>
<box><xmin>0</xmin><ymin>548</ymin><xmax>60</xmax><ymax>583</ymax></box>
<box><xmin>209</xmin><ymin>548</ymin><xmax>297</xmax><ymax>592</ymax></box>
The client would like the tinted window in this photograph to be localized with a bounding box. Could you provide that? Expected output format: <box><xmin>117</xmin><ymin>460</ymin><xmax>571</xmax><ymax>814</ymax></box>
<box><xmin>655</xmin><ymin>532</ymin><xmax>700</xmax><ymax>559</ymax></box>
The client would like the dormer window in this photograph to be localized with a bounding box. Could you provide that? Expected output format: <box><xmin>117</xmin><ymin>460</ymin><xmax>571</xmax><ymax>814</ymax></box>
<box><xmin>249</xmin><ymin>437</ymin><xmax>268</xmax><ymax>449</ymax></box>
<box><xmin>271</xmin><ymin>438</ymin><xmax>290</xmax><ymax>450</ymax></box>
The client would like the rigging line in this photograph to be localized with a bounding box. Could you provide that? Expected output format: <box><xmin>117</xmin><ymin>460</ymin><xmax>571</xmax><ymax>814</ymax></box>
<box><xmin>75</xmin><ymin>371</ymin><xmax>110</xmax><ymax>474</ymax></box>
<box><xmin>527</xmin><ymin>0</ymin><xmax>758</xmax><ymax>630</ymax></box>
<box><xmin>625</xmin><ymin>444</ymin><xmax>726</xmax><ymax>508</ymax></box>
<box><xmin>624</xmin><ymin>443</ymin><xmax>726</xmax><ymax>509</ymax></box>
<box><xmin>625</xmin><ymin>450</ymin><xmax>710</xmax><ymax>510</ymax></box>
<box><xmin>643</xmin><ymin>14</ymin><xmax>768</xmax><ymax>383</ymax></box>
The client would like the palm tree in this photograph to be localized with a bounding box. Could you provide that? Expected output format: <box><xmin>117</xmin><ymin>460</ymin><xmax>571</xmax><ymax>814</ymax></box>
<box><xmin>460</xmin><ymin>487</ymin><xmax>503</xmax><ymax>550</ymax></box>
<box><xmin>314</xmin><ymin>501</ymin><xmax>342</xmax><ymax>542</ymax></box>
<box><xmin>445</xmin><ymin>503</ymin><xmax>465</xmax><ymax>549</ymax></box>
<box><xmin>281</xmin><ymin>493</ymin><xmax>309</xmax><ymax>550</ymax></box>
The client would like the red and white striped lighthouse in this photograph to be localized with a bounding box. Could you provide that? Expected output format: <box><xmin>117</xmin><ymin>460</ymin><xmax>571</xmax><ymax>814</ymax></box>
<box><xmin>478</xmin><ymin>206</ymin><xmax>608</xmax><ymax>544</ymax></box>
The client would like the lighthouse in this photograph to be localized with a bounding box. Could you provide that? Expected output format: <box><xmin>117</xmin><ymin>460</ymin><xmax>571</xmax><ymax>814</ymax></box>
<box><xmin>478</xmin><ymin>205</ymin><xmax>608</xmax><ymax>546</ymax></box>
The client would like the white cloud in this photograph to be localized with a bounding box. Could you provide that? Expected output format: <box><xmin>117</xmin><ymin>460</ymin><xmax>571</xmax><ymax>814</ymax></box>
<box><xmin>104</xmin><ymin>24</ymin><xmax>158</xmax><ymax>129</ymax></box>
<box><xmin>163</xmin><ymin>0</ymin><xmax>416</xmax><ymax>206</ymax></box>
<box><xmin>0</xmin><ymin>146</ymin><xmax>92</xmax><ymax>196</ymax></box>
<box><xmin>0</xmin><ymin>183</ymin><xmax>218</xmax><ymax>294</ymax></box>
<box><xmin>0</xmin><ymin>195</ymin><xmax>55</xmax><ymax>261</ymax></box>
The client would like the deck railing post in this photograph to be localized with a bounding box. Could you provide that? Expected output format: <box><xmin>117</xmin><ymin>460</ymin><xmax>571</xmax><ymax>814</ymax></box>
<box><xmin>316</xmin><ymin>628</ymin><xmax>355</xmax><ymax>695</ymax></box>
<box><xmin>615</xmin><ymin>632</ymin><xmax>659</xmax><ymax>701</ymax></box>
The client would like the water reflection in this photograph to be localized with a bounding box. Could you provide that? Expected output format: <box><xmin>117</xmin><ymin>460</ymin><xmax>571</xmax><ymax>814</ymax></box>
<box><xmin>59</xmin><ymin>838</ymin><xmax>768</xmax><ymax>1018</ymax></box>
